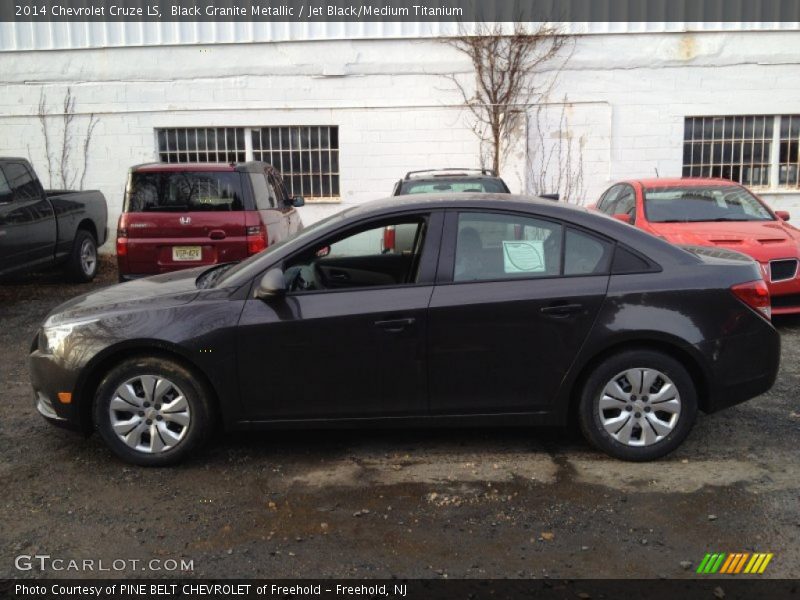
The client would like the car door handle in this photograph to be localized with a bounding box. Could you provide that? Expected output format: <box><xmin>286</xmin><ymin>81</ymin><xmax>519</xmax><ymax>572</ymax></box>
<box><xmin>374</xmin><ymin>317</ymin><xmax>416</xmax><ymax>332</ymax></box>
<box><xmin>329</xmin><ymin>270</ymin><xmax>349</xmax><ymax>281</ymax></box>
<box><xmin>540</xmin><ymin>303</ymin><xmax>584</xmax><ymax>317</ymax></box>
<box><xmin>208</xmin><ymin>229</ymin><xmax>226</xmax><ymax>240</ymax></box>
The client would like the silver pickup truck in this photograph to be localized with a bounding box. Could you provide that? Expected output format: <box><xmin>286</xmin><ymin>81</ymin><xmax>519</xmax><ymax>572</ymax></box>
<box><xmin>0</xmin><ymin>158</ymin><xmax>108</xmax><ymax>282</ymax></box>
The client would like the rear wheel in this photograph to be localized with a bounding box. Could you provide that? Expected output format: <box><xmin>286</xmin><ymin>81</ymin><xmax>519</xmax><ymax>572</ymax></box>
<box><xmin>578</xmin><ymin>349</ymin><xmax>697</xmax><ymax>461</ymax></box>
<box><xmin>94</xmin><ymin>357</ymin><xmax>214</xmax><ymax>466</ymax></box>
<box><xmin>66</xmin><ymin>229</ymin><xmax>98</xmax><ymax>282</ymax></box>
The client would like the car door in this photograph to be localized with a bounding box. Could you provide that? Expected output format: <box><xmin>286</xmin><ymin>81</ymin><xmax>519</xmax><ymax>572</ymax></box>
<box><xmin>236</xmin><ymin>211</ymin><xmax>443</xmax><ymax>420</ymax></box>
<box><xmin>427</xmin><ymin>210</ymin><xmax>612</xmax><ymax>415</ymax></box>
<box><xmin>0</xmin><ymin>162</ymin><xmax>56</xmax><ymax>274</ymax></box>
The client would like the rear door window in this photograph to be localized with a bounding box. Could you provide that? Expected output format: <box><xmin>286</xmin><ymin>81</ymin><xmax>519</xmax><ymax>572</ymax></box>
<box><xmin>126</xmin><ymin>171</ymin><xmax>244</xmax><ymax>212</ymax></box>
<box><xmin>251</xmin><ymin>172</ymin><xmax>276</xmax><ymax>209</ymax></box>
<box><xmin>269</xmin><ymin>172</ymin><xmax>290</xmax><ymax>204</ymax></box>
<box><xmin>564</xmin><ymin>229</ymin><xmax>614</xmax><ymax>275</ymax></box>
<box><xmin>451</xmin><ymin>212</ymin><xmax>613</xmax><ymax>282</ymax></box>
<box><xmin>454</xmin><ymin>212</ymin><xmax>563</xmax><ymax>281</ymax></box>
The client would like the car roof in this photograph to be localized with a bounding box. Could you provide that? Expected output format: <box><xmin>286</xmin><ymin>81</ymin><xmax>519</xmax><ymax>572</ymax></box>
<box><xmin>402</xmin><ymin>174</ymin><xmax>503</xmax><ymax>182</ymax></box>
<box><xmin>624</xmin><ymin>177</ymin><xmax>743</xmax><ymax>188</ymax></box>
<box><xmin>131</xmin><ymin>161</ymin><xmax>273</xmax><ymax>174</ymax></box>
<box><xmin>348</xmin><ymin>193</ymin><xmax>584</xmax><ymax>219</ymax></box>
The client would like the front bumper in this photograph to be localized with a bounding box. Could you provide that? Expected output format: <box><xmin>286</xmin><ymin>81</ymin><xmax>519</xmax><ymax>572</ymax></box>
<box><xmin>30</xmin><ymin>347</ymin><xmax>87</xmax><ymax>433</ymax></box>
<box><xmin>765</xmin><ymin>262</ymin><xmax>800</xmax><ymax>315</ymax></box>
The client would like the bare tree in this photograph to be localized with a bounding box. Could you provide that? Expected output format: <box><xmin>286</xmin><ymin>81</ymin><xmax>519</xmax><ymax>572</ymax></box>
<box><xmin>36</xmin><ymin>87</ymin><xmax>98</xmax><ymax>190</ymax></box>
<box><xmin>444</xmin><ymin>22</ymin><xmax>569</xmax><ymax>175</ymax></box>
<box><xmin>527</xmin><ymin>98</ymin><xmax>586</xmax><ymax>203</ymax></box>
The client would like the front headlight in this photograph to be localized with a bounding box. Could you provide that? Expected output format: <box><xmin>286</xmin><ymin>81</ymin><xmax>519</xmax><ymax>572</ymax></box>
<box><xmin>39</xmin><ymin>319</ymin><xmax>98</xmax><ymax>355</ymax></box>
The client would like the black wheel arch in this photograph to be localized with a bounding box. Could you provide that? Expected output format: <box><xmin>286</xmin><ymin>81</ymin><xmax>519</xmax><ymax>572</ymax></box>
<box><xmin>76</xmin><ymin>218</ymin><xmax>98</xmax><ymax>242</ymax></box>
<box><xmin>73</xmin><ymin>340</ymin><xmax>224</xmax><ymax>435</ymax></box>
<box><xmin>563</xmin><ymin>334</ymin><xmax>711</xmax><ymax>428</ymax></box>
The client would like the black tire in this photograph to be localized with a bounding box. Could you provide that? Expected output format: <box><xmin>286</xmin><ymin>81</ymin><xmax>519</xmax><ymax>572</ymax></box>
<box><xmin>94</xmin><ymin>357</ymin><xmax>214</xmax><ymax>466</ymax></box>
<box><xmin>577</xmin><ymin>349</ymin><xmax>697</xmax><ymax>461</ymax></box>
<box><xmin>66</xmin><ymin>229</ymin><xmax>98</xmax><ymax>283</ymax></box>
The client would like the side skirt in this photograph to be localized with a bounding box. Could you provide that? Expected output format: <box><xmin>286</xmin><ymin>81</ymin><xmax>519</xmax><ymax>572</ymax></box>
<box><xmin>231</xmin><ymin>411</ymin><xmax>561</xmax><ymax>431</ymax></box>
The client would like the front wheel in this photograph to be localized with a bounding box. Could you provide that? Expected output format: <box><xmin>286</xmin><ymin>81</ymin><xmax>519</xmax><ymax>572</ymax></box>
<box><xmin>94</xmin><ymin>357</ymin><xmax>214</xmax><ymax>466</ymax></box>
<box><xmin>578</xmin><ymin>349</ymin><xmax>697</xmax><ymax>461</ymax></box>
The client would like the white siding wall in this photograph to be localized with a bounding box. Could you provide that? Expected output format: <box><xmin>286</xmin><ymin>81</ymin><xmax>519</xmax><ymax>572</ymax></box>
<box><xmin>1</xmin><ymin>29</ymin><xmax>799</xmax><ymax>252</ymax></box>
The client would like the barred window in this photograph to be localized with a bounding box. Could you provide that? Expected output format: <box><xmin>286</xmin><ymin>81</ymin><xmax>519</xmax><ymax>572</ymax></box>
<box><xmin>682</xmin><ymin>116</ymin><xmax>773</xmax><ymax>187</ymax></box>
<box><xmin>779</xmin><ymin>115</ymin><xmax>800</xmax><ymax>187</ymax></box>
<box><xmin>156</xmin><ymin>128</ymin><xmax>246</xmax><ymax>163</ymax></box>
<box><xmin>252</xmin><ymin>126</ymin><xmax>340</xmax><ymax>200</ymax></box>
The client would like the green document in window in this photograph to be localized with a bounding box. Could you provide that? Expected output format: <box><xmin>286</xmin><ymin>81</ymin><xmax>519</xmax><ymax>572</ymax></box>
<box><xmin>502</xmin><ymin>240</ymin><xmax>545</xmax><ymax>273</ymax></box>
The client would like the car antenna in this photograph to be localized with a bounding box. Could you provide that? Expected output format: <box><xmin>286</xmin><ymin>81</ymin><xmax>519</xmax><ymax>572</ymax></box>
<box><xmin>654</xmin><ymin>167</ymin><xmax>660</xmax><ymax>177</ymax></box>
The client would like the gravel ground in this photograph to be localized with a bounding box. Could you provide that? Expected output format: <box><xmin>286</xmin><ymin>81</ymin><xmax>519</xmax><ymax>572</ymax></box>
<box><xmin>1</xmin><ymin>259</ymin><xmax>799</xmax><ymax>579</ymax></box>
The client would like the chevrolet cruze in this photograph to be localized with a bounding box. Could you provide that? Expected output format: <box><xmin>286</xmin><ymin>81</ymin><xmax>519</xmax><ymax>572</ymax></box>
<box><xmin>30</xmin><ymin>195</ymin><xmax>780</xmax><ymax>465</ymax></box>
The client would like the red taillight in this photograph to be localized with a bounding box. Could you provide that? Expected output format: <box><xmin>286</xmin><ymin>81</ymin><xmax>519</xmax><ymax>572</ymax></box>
<box><xmin>382</xmin><ymin>225</ymin><xmax>396</xmax><ymax>252</ymax></box>
<box><xmin>731</xmin><ymin>280</ymin><xmax>771</xmax><ymax>320</ymax></box>
<box><xmin>116</xmin><ymin>228</ymin><xmax>128</xmax><ymax>257</ymax></box>
<box><xmin>246</xmin><ymin>224</ymin><xmax>268</xmax><ymax>255</ymax></box>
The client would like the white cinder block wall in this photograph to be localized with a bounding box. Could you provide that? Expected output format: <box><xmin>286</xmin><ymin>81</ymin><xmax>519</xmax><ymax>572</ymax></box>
<box><xmin>1</xmin><ymin>28</ymin><xmax>799</xmax><ymax>253</ymax></box>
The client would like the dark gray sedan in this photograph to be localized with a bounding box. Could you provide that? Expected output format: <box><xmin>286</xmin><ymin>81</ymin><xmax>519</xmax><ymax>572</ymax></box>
<box><xmin>30</xmin><ymin>194</ymin><xmax>780</xmax><ymax>465</ymax></box>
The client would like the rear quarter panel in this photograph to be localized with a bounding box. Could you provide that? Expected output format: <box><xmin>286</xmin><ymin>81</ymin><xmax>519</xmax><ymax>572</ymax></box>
<box><xmin>47</xmin><ymin>190</ymin><xmax>108</xmax><ymax>256</ymax></box>
<box><xmin>558</xmin><ymin>261</ymin><xmax>779</xmax><ymax>418</ymax></box>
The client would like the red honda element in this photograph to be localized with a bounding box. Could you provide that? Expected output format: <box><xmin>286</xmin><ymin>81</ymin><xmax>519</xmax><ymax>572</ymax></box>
<box><xmin>117</xmin><ymin>162</ymin><xmax>304</xmax><ymax>280</ymax></box>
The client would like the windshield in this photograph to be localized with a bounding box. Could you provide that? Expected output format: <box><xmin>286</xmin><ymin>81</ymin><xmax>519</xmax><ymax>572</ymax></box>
<box><xmin>126</xmin><ymin>171</ymin><xmax>245</xmax><ymax>212</ymax></box>
<box><xmin>644</xmin><ymin>185</ymin><xmax>773</xmax><ymax>223</ymax></box>
<box><xmin>212</xmin><ymin>208</ymin><xmax>350</xmax><ymax>287</ymax></box>
<box><xmin>400</xmin><ymin>179</ymin><xmax>507</xmax><ymax>194</ymax></box>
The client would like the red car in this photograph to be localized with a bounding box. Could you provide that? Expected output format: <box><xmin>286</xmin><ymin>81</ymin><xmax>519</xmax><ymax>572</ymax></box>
<box><xmin>117</xmin><ymin>162</ymin><xmax>304</xmax><ymax>280</ymax></box>
<box><xmin>593</xmin><ymin>178</ymin><xmax>800</xmax><ymax>314</ymax></box>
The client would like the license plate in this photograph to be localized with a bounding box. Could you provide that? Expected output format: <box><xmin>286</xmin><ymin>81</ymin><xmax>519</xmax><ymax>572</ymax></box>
<box><xmin>172</xmin><ymin>246</ymin><xmax>202</xmax><ymax>261</ymax></box>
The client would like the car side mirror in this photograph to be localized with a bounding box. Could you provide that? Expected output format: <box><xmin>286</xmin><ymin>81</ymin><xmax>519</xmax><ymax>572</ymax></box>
<box><xmin>254</xmin><ymin>268</ymin><xmax>286</xmax><ymax>300</ymax></box>
<box><xmin>291</xmin><ymin>196</ymin><xmax>305</xmax><ymax>208</ymax></box>
<box><xmin>612</xmin><ymin>213</ymin><xmax>633</xmax><ymax>224</ymax></box>
<box><xmin>775</xmin><ymin>210</ymin><xmax>791</xmax><ymax>221</ymax></box>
